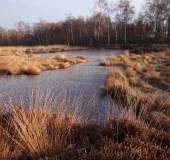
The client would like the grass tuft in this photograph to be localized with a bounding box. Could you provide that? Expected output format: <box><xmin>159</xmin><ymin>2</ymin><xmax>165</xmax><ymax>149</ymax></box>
<box><xmin>76</xmin><ymin>55</ymin><xmax>88</xmax><ymax>60</ymax></box>
<box><xmin>99</xmin><ymin>49</ymin><xmax>170</xmax><ymax>131</ymax></box>
<box><xmin>0</xmin><ymin>53</ymin><xmax>88</xmax><ymax>75</ymax></box>
<box><xmin>58</xmin><ymin>62</ymin><xmax>70</xmax><ymax>69</ymax></box>
<box><xmin>0</xmin><ymin>90</ymin><xmax>170</xmax><ymax>159</ymax></box>
<box><xmin>23</xmin><ymin>66</ymin><xmax>41</xmax><ymax>75</ymax></box>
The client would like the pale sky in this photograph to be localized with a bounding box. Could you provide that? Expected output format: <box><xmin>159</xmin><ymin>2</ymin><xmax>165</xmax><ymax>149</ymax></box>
<box><xmin>0</xmin><ymin>0</ymin><xmax>144</xmax><ymax>29</ymax></box>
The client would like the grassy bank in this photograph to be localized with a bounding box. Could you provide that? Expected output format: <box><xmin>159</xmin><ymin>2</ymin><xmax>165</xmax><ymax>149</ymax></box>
<box><xmin>100</xmin><ymin>48</ymin><xmax>170</xmax><ymax>92</ymax></box>
<box><xmin>0</xmin><ymin>45</ymin><xmax>92</xmax><ymax>56</ymax></box>
<box><xmin>100</xmin><ymin>48</ymin><xmax>170</xmax><ymax>131</ymax></box>
<box><xmin>0</xmin><ymin>91</ymin><xmax>170</xmax><ymax>160</ymax></box>
<box><xmin>0</xmin><ymin>53</ymin><xmax>88</xmax><ymax>75</ymax></box>
<box><xmin>0</xmin><ymin>45</ymin><xmax>167</xmax><ymax>56</ymax></box>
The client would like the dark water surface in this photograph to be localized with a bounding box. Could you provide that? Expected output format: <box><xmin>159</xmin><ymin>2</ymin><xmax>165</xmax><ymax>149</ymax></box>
<box><xmin>0</xmin><ymin>49</ymin><xmax>124</xmax><ymax>121</ymax></box>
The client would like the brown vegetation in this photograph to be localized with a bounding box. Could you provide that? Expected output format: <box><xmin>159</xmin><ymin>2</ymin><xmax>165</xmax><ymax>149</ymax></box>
<box><xmin>100</xmin><ymin>69</ymin><xmax>136</xmax><ymax>105</ymax></box>
<box><xmin>100</xmin><ymin>48</ymin><xmax>170</xmax><ymax>92</ymax></box>
<box><xmin>0</xmin><ymin>45</ymin><xmax>91</xmax><ymax>56</ymax></box>
<box><xmin>0</xmin><ymin>53</ymin><xmax>88</xmax><ymax>75</ymax></box>
<box><xmin>100</xmin><ymin>49</ymin><xmax>170</xmax><ymax>131</ymax></box>
<box><xmin>99</xmin><ymin>55</ymin><xmax>122</xmax><ymax>66</ymax></box>
<box><xmin>76</xmin><ymin>55</ymin><xmax>88</xmax><ymax>60</ymax></box>
<box><xmin>0</xmin><ymin>93</ymin><xmax>170</xmax><ymax>160</ymax></box>
<box><xmin>0</xmin><ymin>47</ymin><xmax>27</xmax><ymax>56</ymax></box>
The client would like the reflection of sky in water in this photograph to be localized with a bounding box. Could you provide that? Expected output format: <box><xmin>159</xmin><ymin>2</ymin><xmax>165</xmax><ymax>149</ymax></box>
<box><xmin>0</xmin><ymin>49</ymin><xmax>124</xmax><ymax>122</ymax></box>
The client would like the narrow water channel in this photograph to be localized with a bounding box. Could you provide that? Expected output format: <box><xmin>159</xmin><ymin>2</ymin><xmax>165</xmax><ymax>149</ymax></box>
<box><xmin>0</xmin><ymin>49</ymin><xmax>124</xmax><ymax>121</ymax></box>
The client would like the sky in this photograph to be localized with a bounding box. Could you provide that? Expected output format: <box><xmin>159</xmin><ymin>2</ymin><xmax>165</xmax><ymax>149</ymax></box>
<box><xmin>0</xmin><ymin>0</ymin><xmax>144</xmax><ymax>29</ymax></box>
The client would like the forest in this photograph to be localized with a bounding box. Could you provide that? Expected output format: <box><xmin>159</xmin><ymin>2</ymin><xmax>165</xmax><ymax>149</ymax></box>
<box><xmin>0</xmin><ymin>0</ymin><xmax>170</xmax><ymax>46</ymax></box>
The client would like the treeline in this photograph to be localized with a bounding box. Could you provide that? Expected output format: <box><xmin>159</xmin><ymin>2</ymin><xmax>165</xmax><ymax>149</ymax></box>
<box><xmin>0</xmin><ymin>0</ymin><xmax>170</xmax><ymax>46</ymax></box>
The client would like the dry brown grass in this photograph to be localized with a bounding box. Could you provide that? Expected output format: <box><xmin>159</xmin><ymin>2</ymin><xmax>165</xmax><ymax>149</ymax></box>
<box><xmin>0</xmin><ymin>54</ymin><xmax>88</xmax><ymax>75</ymax></box>
<box><xmin>0</xmin><ymin>90</ymin><xmax>170</xmax><ymax>159</ymax></box>
<box><xmin>1</xmin><ymin>109</ymin><xmax>71</xmax><ymax>159</ymax></box>
<box><xmin>100</xmin><ymin>48</ymin><xmax>170</xmax><ymax>92</ymax></box>
<box><xmin>69</xmin><ymin>57</ymin><xmax>85</xmax><ymax>64</ymax></box>
<box><xmin>124</xmin><ymin>66</ymin><xmax>136</xmax><ymax>77</ymax></box>
<box><xmin>32</xmin><ymin>45</ymin><xmax>91</xmax><ymax>54</ymax></box>
<box><xmin>100</xmin><ymin>49</ymin><xmax>170</xmax><ymax>132</ymax></box>
<box><xmin>76</xmin><ymin>55</ymin><xmax>88</xmax><ymax>60</ymax></box>
<box><xmin>100</xmin><ymin>70</ymin><xmax>170</xmax><ymax>131</ymax></box>
<box><xmin>0</xmin><ymin>90</ymin><xmax>94</xmax><ymax>159</ymax></box>
<box><xmin>0</xmin><ymin>45</ymin><xmax>92</xmax><ymax>56</ymax></box>
<box><xmin>99</xmin><ymin>55</ymin><xmax>122</xmax><ymax>66</ymax></box>
<box><xmin>23</xmin><ymin>66</ymin><xmax>41</xmax><ymax>75</ymax></box>
<box><xmin>54</xmin><ymin>53</ymin><xmax>67</xmax><ymax>60</ymax></box>
<box><xmin>58</xmin><ymin>62</ymin><xmax>70</xmax><ymax>69</ymax></box>
<box><xmin>100</xmin><ymin>69</ymin><xmax>137</xmax><ymax>105</ymax></box>
<box><xmin>0</xmin><ymin>46</ymin><xmax>27</xmax><ymax>56</ymax></box>
<box><xmin>0</xmin><ymin>56</ymin><xmax>26</xmax><ymax>75</ymax></box>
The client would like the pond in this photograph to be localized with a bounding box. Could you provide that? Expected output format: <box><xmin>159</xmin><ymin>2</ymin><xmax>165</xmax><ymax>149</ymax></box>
<box><xmin>0</xmin><ymin>49</ymin><xmax>124</xmax><ymax>122</ymax></box>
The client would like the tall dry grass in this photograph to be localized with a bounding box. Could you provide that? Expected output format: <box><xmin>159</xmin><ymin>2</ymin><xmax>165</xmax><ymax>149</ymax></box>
<box><xmin>0</xmin><ymin>46</ymin><xmax>27</xmax><ymax>56</ymax></box>
<box><xmin>0</xmin><ymin>90</ymin><xmax>94</xmax><ymax>159</ymax></box>
<box><xmin>0</xmin><ymin>45</ymin><xmax>91</xmax><ymax>56</ymax></box>
<box><xmin>76</xmin><ymin>55</ymin><xmax>88</xmax><ymax>60</ymax></box>
<box><xmin>0</xmin><ymin>88</ymin><xmax>170</xmax><ymax>159</ymax></box>
<box><xmin>31</xmin><ymin>45</ymin><xmax>91</xmax><ymax>54</ymax></box>
<box><xmin>100</xmin><ymin>69</ymin><xmax>137</xmax><ymax>104</ymax></box>
<box><xmin>101</xmin><ymin>71</ymin><xmax>170</xmax><ymax>131</ymax></box>
<box><xmin>0</xmin><ymin>54</ymin><xmax>88</xmax><ymax>75</ymax></box>
<box><xmin>99</xmin><ymin>55</ymin><xmax>122</xmax><ymax>66</ymax></box>
<box><xmin>100</xmin><ymin>48</ymin><xmax>170</xmax><ymax>92</ymax></box>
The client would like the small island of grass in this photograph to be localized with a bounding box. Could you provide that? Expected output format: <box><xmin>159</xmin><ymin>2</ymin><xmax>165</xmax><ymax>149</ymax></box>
<box><xmin>0</xmin><ymin>46</ymin><xmax>88</xmax><ymax>75</ymax></box>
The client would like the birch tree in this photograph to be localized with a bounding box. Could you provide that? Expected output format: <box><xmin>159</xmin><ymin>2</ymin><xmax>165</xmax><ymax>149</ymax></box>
<box><xmin>92</xmin><ymin>0</ymin><xmax>108</xmax><ymax>45</ymax></box>
<box><xmin>115</xmin><ymin>0</ymin><xmax>135</xmax><ymax>44</ymax></box>
<box><xmin>65</xmin><ymin>13</ymin><xmax>75</xmax><ymax>45</ymax></box>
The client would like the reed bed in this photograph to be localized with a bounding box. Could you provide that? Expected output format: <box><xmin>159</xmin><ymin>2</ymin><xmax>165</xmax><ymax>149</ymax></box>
<box><xmin>0</xmin><ymin>54</ymin><xmax>88</xmax><ymax>75</ymax></box>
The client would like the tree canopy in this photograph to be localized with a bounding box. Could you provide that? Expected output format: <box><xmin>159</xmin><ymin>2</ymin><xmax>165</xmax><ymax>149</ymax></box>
<box><xmin>0</xmin><ymin>0</ymin><xmax>170</xmax><ymax>46</ymax></box>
